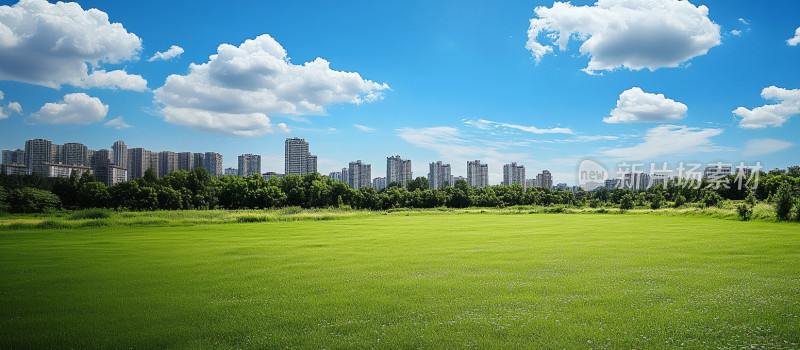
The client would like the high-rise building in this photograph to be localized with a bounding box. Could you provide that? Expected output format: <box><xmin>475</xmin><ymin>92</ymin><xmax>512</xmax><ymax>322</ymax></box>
<box><xmin>387</xmin><ymin>155</ymin><xmax>412</xmax><ymax>187</ymax></box>
<box><xmin>158</xmin><ymin>151</ymin><xmax>177</xmax><ymax>177</ymax></box>
<box><xmin>204</xmin><ymin>152</ymin><xmax>223</xmax><ymax>177</ymax></box>
<box><xmin>1</xmin><ymin>164</ymin><xmax>29</xmax><ymax>175</ymax></box>
<box><xmin>111</xmin><ymin>140</ymin><xmax>127</xmax><ymax>169</ymax></box>
<box><xmin>503</xmin><ymin>162</ymin><xmax>526</xmax><ymax>188</ymax></box>
<box><xmin>536</xmin><ymin>170</ymin><xmax>553</xmax><ymax>189</ymax></box>
<box><xmin>25</xmin><ymin>138</ymin><xmax>53</xmax><ymax>176</ymax></box>
<box><xmin>51</xmin><ymin>143</ymin><xmax>64</xmax><ymax>165</ymax></box>
<box><xmin>149</xmin><ymin>153</ymin><xmax>160</xmax><ymax>177</ymax></box>
<box><xmin>328</xmin><ymin>171</ymin><xmax>344</xmax><ymax>182</ymax></box>
<box><xmin>93</xmin><ymin>149</ymin><xmax>127</xmax><ymax>186</ymax></box>
<box><xmin>525</xmin><ymin>178</ymin><xmax>537</xmax><ymax>189</ymax></box>
<box><xmin>224</xmin><ymin>168</ymin><xmax>237</xmax><ymax>176</ymax></box>
<box><xmin>127</xmin><ymin>148</ymin><xmax>151</xmax><ymax>180</ymax></box>
<box><xmin>284</xmin><ymin>138</ymin><xmax>317</xmax><ymax>176</ymax></box>
<box><xmin>238</xmin><ymin>154</ymin><xmax>261</xmax><ymax>177</ymax></box>
<box><xmin>44</xmin><ymin>163</ymin><xmax>92</xmax><ymax>178</ymax></box>
<box><xmin>373</xmin><ymin>177</ymin><xmax>387</xmax><ymax>192</ymax></box>
<box><xmin>348</xmin><ymin>160</ymin><xmax>371</xmax><ymax>189</ymax></box>
<box><xmin>2</xmin><ymin>149</ymin><xmax>24</xmax><ymax>165</ymax></box>
<box><xmin>428</xmin><ymin>161</ymin><xmax>452</xmax><ymax>189</ymax></box>
<box><xmin>177</xmin><ymin>152</ymin><xmax>194</xmax><ymax>171</ymax></box>
<box><xmin>703</xmin><ymin>164</ymin><xmax>732</xmax><ymax>180</ymax></box>
<box><xmin>193</xmin><ymin>153</ymin><xmax>205</xmax><ymax>171</ymax></box>
<box><xmin>63</xmin><ymin>142</ymin><xmax>90</xmax><ymax>166</ymax></box>
<box><xmin>341</xmin><ymin>168</ymin><xmax>349</xmax><ymax>184</ymax></box>
<box><xmin>467</xmin><ymin>160</ymin><xmax>489</xmax><ymax>188</ymax></box>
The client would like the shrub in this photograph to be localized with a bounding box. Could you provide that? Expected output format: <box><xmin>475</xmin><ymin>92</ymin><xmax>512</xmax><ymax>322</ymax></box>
<box><xmin>702</xmin><ymin>191</ymin><xmax>722</xmax><ymax>208</ymax></box>
<box><xmin>619</xmin><ymin>194</ymin><xmax>634</xmax><ymax>210</ymax></box>
<box><xmin>737</xmin><ymin>203</ymin><xmax>753</xmax><ymax>221</ymax></box>
<box><xmin>745</xmin><ymin>192</ymin><xmax>756</xmax><ymax>207</ymax></box>
<box><xmin>588</xmin><ymin>199</ymin><xmax>600</xmax><ymax>208</ymax></box>
<box><xmin>70</xmin><ymin>208</ymin><xmax>112</xmax><ymax>220</ymax></box>
<box><xmin>280</xmin><ymin>206</ymin><xmax>303</xmax><ymax>215</ymax></box>
<box><xmin>774</xmin><ymin>183</ymin><xmax>794</xmax><ymax>221</ymax></box>
<box><xmin>673</xmin><ymin>194</ymin><xmax>686</xmax><ymax>208</ymax></box>
<box><xmin>7</xmin><ymin>187</ymin><xmax>61</xmax><ymax>213</ymax></box>
<box><xmin>650</xmin><ymin>192</ymin><xmax>663</xmax><ymax>210</ymax></box>
<box><xmin>237</xmin><ymin>215</ymin><xmax>268</xmax><ymax>223</ymax></box>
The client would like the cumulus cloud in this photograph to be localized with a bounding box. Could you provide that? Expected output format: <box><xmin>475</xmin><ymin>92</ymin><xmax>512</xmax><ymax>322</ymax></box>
<box><xmin>104</xmin><ymin>116</ymin><xmax>131</xmax><ymax>129</ymax></box>
<box><xmin>599</xmin><ymin>124</ymin><xmax>723</xmax><ymax>160</ymax></box>
<box><xmin>788</xmin><ymin>27</ymin><xmax>800</xmax><ymax>46</ymax></box>
<box><xmin>149</xmin><ymin>45</ymin><xmax>184</xmax><ymax>62</ymax></box>
<box><xmin>604</xmin><ymin>87</ymin><xmax>688</xmax><ymax>123</ymax></box>
<box><xmin>0</xmin><ymin>89</ymin><xmax>21</xmax><ymax>119</ymax></box>
<box><xmin>743</xmin><ymin>138</ymin><xmax>793</xmax><ymax>157</ymax></box>
<box><xmin>526</xmin><ymin>0</ymin><xmax>721</xmax><ymax>74</ymax></box>
<box><xmin>353</xmin><ymin>124</ymin><xmax>375</xmax><ymax>132</ymax></box>
<box><xmin>0</xmin><ymin>0</ymin><xmax>146</xmax><ymax>90</ymax></box>
<box><xmin>153</xmin><ymin>34</ymin><xmax>389</xmax><ymax>137</ymax></box>
<box><xmin>31</xmin><ymin>93</ymin><xmax>108</xmax><ymax>124</ymax></box>
<box><xmin>733</xmin><ymin>86</ymin><xmax>800</xmax><ymax>128</ymax></box>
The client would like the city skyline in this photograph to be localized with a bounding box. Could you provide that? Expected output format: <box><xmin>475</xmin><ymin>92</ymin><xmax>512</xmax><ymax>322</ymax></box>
<box><xmin>0</xmin><ymin>0</ymin><xmax>798</xmax><ymax>185</ymax></box>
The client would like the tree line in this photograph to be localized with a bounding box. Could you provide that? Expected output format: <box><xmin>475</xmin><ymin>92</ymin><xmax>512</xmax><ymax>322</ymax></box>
<box><xmin>1</xmin><ymin>167</ymin><xmax>799</xmax><ymax>220</ymax></box>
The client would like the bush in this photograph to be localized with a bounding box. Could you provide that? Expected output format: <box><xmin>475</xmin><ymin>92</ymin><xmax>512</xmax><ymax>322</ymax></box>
<box><xmin>673</xmin><ymin>194</ymin><xmax>686</xmax><ymax>208</ymax></box>
<box><xmin>588</xmin><ymin>199</ymin><xmax>600</xmax><ymax>208</ymax></box>
<box><xmin>7</xmin><ymin>187</ymin><xmax>61</xmax><ymax>213</ymax></box>
<box><xmin>737</xmin><ymin>203</ymin><xmax>753</xmax><ymax>221</ymax></box>
<box><xmin>70</xmin><ymin>208</ymin><xmax>112</xmax><ymax>220</ymax></box>
<box><xmin>280</xmin><ymin>206</ymin><xmax>303</xmax><ymax>215</ymax></box>
<box><xmin>745</xmin><ymin>192</ymin><xmax>756</xmax><ymax>207</ymax></box>
<box><xmin>619</xmin><ymin>194</ymin><xmax>634</xmax><ymax>210</ymax></box>
<box><xmin>237</xmin><ymin>215</ymin><xmax>268</xmax><ymax>223</ymax></box>
<box><xmin>702</xmin><ymin>191</ymin><xmax>722</xmax><ymax>208</ymax></box>
<box><xmin>650</xmin><ymin>192</ymin><xmax>663</xmax><ymax>210</ymax></box>
<box><xmin>774</xmin><ymin>183</ymin><xmax>794</xmax><ymax>221</ymax></box>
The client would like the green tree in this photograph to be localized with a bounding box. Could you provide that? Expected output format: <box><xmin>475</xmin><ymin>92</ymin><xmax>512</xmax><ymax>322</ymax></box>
<box><xmin>650</xmin><ymin>192</ymin><xmax>663</xmax><ymax>210</ymax></box>
<box><xmin>673</xmin><ymin>193</ymin><xmax>686</xmax><ymax>208</ymax></box>
<box><xmin>78</xmin><ymin>181</ymin><xmax>110</xmax><ymax>209</ymax></box>
<box><xmin>7</xmin><ymin>187</ymin><xmax>61</xmax><ymax>213</ymax></box>
<box><xmin>406</xmin><ymin>177</ymin><xmax>430</xmax><ymax>192</ymax></box>
<box><xmin>774</xmin><ymin>182</ymin><xmax>795</xmax><ymax>221</ymax></box>
<box><xmin>619</xmin><ymin>194</ymin><xmax>634</xmax><ymax>210</ymax></box>
<box><xmin>737</xmin><ymin>203</ymin><xmax>753</xmax><ymax>221</ymax></box>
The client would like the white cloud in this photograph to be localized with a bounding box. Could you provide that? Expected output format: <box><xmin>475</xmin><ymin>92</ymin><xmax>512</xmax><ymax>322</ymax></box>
<box><xmin>599</xmin><ymin>124</ymin><xmax>723</xmax><ymax>160</ymax></box>
<box><xmin>604</xmin><ymin>87</ymin><xmax>688</xmax><ymax>123</ymax></box>
<box><xmin>788</xmin><ymin>27</ymin><xmax>800</xmax><ymax>46</ymax></box>
<box><xmin>153</xmin><ymin>34</ymin><xmax>389</xmax><ymax>137</ymax></box>
<box><xmin>149</xmin><ymin>45</ymin><xmax>184</xmax><ymax>62</ymax></box>
<box><xmin>526</xmin><ymin>0</ymin><xmax>721</xmax><ymax>74</ymax></box>
<box><xmin>0</xmin><ymin>89</ymin><xmax>22</xmax><ymax>119</ymax></box>
<box><xmin>733</xmin><ymin>86</ymin><xmax>800</xmax><ymax>128</ymax></box>
<box><xmin>0</xmin><ymin>0</ymin><xmax>145</xmax><ymax>90</ymax></box>
<box><xmin>463</xmin><ymin>119</ymin><xmax>574</xmax><ymax>134</ymax></box>
<box><xmin>31</xmin><ymin>93</ymin><xmax>108</xmax><ymax>124</ymax></box>
<box><xmin>104</xmin><ymin>116</ymin><xmax>131</xmax><ymax>129</ymax></box>
<box><xmin>353</xmin><ymin>124</ymin><xmax>375</xmax><ymax>132</ymax></box>
<box><xmin>743</xmin><ymin>138</ymin><xmax>793</xmax><ymax>157</ymax></box>
<box><xmin>78</xmin><ymin>70</ymin><xmax>148</xmax><ymax>91</ymax></box>
<box><xmin>738</xmin><ymin>18</ymin><xmax>750</xmax><ymax>25</ymax></box>
<box><xmin>730</xmin><ymin>30</ymin><xmax>742</xmax><ymax>36</ymax></box>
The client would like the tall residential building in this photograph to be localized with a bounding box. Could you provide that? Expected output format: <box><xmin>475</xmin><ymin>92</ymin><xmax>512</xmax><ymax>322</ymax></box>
<box><xmin>503</xmin><ymin>162</ymin><xmax>526</xmax><ymax>188</ymax></box>
<box><xmin>348</xmin><ymin>160</ymin><xmax>371</xmax><ymax>189</ymax></box>
<box><xmin>204</xmin><ymin>152</ymin><xmax>223</xmax><ymax>176</ymax></box>
<box><xmin>537</xmin><ymin>170</ymin><xmax>553</xmax><ymax>189</ymax></box>
<box><xmin>224</xmin><ymin>168</ymin><xmax>237</xmax><ymax>176</ymax></box>
<box><xmin>158</xmin><ymin>151</ymin><xmax>177</xmax><ymax>177</ymax></box>
<box><xmin>127</xmin><ymin>148</ymin><xmax>151</xmax><ymax>180</ymax></box>
<box><xmin>328</xmin><ymin>171</ymin><xmax>344</xmax><ymax>182</ymax></box>
<box><xmin>387</xmin><ymin>155</ymin><xmax>412</xmax><ymax>187</ymax></box>
<box><xmin>149</xmin><ymin>153</ymin><xmax>160</xmax><ymax>177</ymax></box>
<box><xmin>25</xmin><ymin>138</ymin><xmax>53</xmax><ymax>176</ymax></box>
<box><xmin>703</xmin><ymin>164</ymin><xmax>732</xmax><ymax>180</ymax></box>
<box><xmin>622</xmin><ymin>172</ymin><xmax>650</xmax><ymax>191</ymax></box>
<box><xmin>51</xmin><ymin>143</ymin><xmax>64</xmax><ymax>164</ymax></box>
<box><xmin>284</xmin><ymin>138</ymin><xmax>318</xmax><ymax>176</ymax></box>
<box><xmin>341</xmin><ymin>168</ymin><xmax>349</xmax><ymax>184</ymax></box>
<box><xmin>44</xmin><ymin>163</ymin><xmax>92</xmax><ymax>178</ymax></box>
<box><xmin>373</xmin><ymin>177</ymin><xmax>387</xmax><ymax>192</ymax></box>
<box><xmin>525</xmin><ymin>178</ymin><xmax>537</xmax><ymax>189</ymax></box>
<box><xmin>93</xmin><ymin>149</ymin><xmax>127</xmax><ymax>186</ymax></box>
<box><xmin>238</xmin><ymin>154</ymin><xmax>261</xmax><ymax>177</ymax></box>
<box><xmin>428</xmin><ymin>161</ymin><xmax>452</xmax><ymax>189</ymax></box>
<box><xmin>2</xmin><ymin>149</ymin><xmax>25</xmax><ymax>164</ymax></box>
<box><xmin>193</xmin><ymin>153</ymin><xmax>205</xmax><ymax>171</ymax></box>
<box><xmin>111</xmin><ymin>140</ymin><xmax>127</xmax><ymax>169</ymax></box>
<box><xmin>63</xmin><ymin>142</ymin><xmax>90</xmax><ymax>166</ymax></box>
<box><xmin>177</xmin><ymin>152</ymin><xmax>194</xmax><ymax>171</ymax></box>
<box><xmin>467</xmin><ymin>160</ymin><xmax>489</xmax><ymax>188</ymax></box>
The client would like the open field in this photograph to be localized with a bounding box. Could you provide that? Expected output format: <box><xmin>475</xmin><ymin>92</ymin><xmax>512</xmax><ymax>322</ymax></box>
<box><xmin>1</xmin><ymin>213</ymin><xmax>799</xmax><ymax>348</ymax></box>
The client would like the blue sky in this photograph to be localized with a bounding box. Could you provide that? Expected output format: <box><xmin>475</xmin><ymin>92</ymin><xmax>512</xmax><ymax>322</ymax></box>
<box><xmin>0</xmin><ymin>0</ymin><xmax>798</xmax><ymax>185</ymax></box>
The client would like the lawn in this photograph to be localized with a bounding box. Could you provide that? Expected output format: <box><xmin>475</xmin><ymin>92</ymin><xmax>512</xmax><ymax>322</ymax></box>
<box><xmin>1</xmin><ymin>213</ymin><xmax>799</xmax><ymax>348</ymax></box>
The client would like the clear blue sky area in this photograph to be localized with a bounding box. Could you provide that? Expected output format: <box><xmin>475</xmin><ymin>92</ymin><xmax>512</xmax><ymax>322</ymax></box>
<box><xmin>1</xmin><ymin>0</ymin><xmax>798</xmax><ymax>184</ymax></box>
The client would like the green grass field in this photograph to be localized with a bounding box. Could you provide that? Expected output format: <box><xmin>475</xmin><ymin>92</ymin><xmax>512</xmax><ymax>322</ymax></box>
<box><xmin>1</xmin><ymin>213</ymin><xmax>799</xmax><ymax>348</ymax></box>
